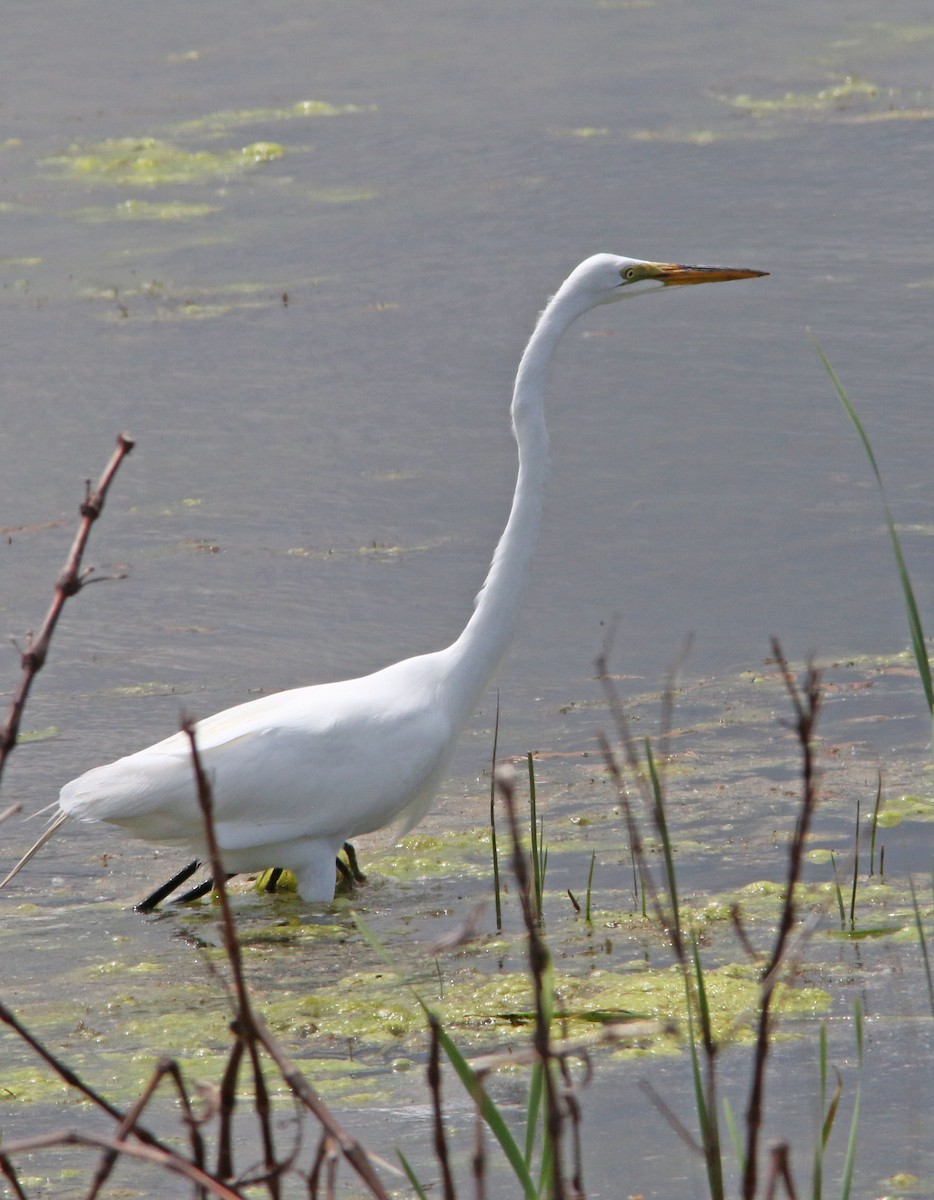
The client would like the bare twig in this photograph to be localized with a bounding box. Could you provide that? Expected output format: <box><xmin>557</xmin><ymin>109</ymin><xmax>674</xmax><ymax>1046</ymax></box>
<box><xmin>730</xmin><ymin>904</ymin><xmax>762</xmax><ymax>964</ymax></box>
<box><xmin>594</xmin><ymin>633</ymin><xmax>723</xmax><ymax>1200</ymax></box>
<box><xmin>182</xmin><ymin>720</ymin><xmax>280</xmax><ymax>1195</ymax></box>
<box><xmin>84</xmin><ymin>1056</ymin><xmax>206</xmax><ymax>1200</ymax></box>
<box><xmin>427</xmin><ymin>1014</ymin><xmax>457</xmax><ymax>1200</ymax></box>
<box><xmin>0</xmin><ymin>434</ymin><xmax>134</xmax><ymax>786</ymax></box>
<box><xmin>594</xmin><ymin>629</ymin><xmax>685</xmax><ymax>961</ymax></box>
<box><xmin>497</xmin><ymin>766</ymin><xmax>577</xmax><ymax>1200</ymax></box>
<box><xmin>0</xmin><ymin>1130</ymin><xmax>244</xmax><ymax>1199</ymax></box>
<box><xmin>636</xmin><ymin>1077</ymin><xmax>703</xmax><ymax>1155</ymax></box>
<box><xmin>252</xmin><ymin>1016</ymin><xmax>393</xmax><ymax>1199</ymax></box>
<box><xmin>216</xmin><ymin>1034</ymin><xmax>245</xmax><ymax>1180</ymax></box>
<box><xmin>0</xmin><ymin>999</ymin><xmax>169</xmax><ymax>1156</ymax></box>
<box><xmin>0</xmin><ymin>438</ymin><xmax>398</xmax><ymax>1199</ymax></box>
<box><xmin>741</xmin><ymin>641</ymin><xmax>821</xmax><ymax>1200</ymax></box>
<box><xmin>472</xmin><ymin>1086</ymin><xmax>488</xmax><ymax>1200</ymax></box>
<box><xmin>595</xmin><ymin>728</ymin><xmax>671</xmax><ymax>938</ymax></box>
<box><xmin>0</xmin><ymin>1154</ymin><xmax>29</xmax><ymax>1200</ymax></box>
<box><xmin>182</xmin><ymin>720</ymin><xmax>392</xmax><ymax>1199</ymax></box>
<box><xmin>763</xmin><ymin>1139</ymin><xmax>798</xmax><ymax>1200</ymax></box>
<box><xmin>427</xmin><ymin>898</ymin><xmax>488</xmax><ymax>954</ymax></box>
<box><xmin>307</xmin><ymin>1133</ymin><xmax>339</xmax><ymax>1200</ymax></box>
<box><xmin>557</xmin><ymin>1053</ymin><xmax>587</xmax><ymax>1199</ymax></box>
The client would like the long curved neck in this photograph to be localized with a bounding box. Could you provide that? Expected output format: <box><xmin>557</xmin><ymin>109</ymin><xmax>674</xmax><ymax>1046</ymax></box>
<box><xmin>443</xmin><ymin>279</ymin><xmax>597</xmax><ymax>719</ymax></box>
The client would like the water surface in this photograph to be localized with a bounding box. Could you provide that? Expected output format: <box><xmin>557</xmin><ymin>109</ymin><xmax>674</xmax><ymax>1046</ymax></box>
<box><xmin>2</xmin><ymin>1</ymin><xmax>933</xmax><ymax>1195</ymax></box>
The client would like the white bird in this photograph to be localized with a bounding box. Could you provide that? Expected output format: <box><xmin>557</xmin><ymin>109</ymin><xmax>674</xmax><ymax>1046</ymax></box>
<box><xmin>2</xmin><ymin>254</ymin><xmax>765</xmax><ymax>906</ymax></box>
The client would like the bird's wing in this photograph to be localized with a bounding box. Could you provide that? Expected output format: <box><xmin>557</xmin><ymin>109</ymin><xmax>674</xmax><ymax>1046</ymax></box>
<box><xmin>59</xmin><ymin>665</ymin><xmax>455</xmax><ymax>848</ymax></box>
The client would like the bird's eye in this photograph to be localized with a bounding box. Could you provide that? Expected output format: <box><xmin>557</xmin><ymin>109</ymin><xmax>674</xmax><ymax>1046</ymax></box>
<box><xmin>622</xmin><ymin>267</ymin><xmax>637</xmax><ymax>282</ymax></box>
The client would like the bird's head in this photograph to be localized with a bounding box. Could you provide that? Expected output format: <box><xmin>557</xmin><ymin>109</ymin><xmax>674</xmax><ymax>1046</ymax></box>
<box><xmin>564</xmin><ymin>253</ymin><xmax>768</xmax><ymax>306</ymax></box>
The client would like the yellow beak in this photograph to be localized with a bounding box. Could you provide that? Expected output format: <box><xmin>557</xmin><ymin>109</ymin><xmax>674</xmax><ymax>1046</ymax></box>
<box><xmin>647</xmin><ymin>262</ymin><xmax>768</xmax><ymax>286</ymax></box>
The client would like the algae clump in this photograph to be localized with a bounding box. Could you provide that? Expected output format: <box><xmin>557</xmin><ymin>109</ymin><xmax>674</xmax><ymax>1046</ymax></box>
<box><xmin>47</xmin><ymin>137</ymin><xmax>285</xmax><ymax>187</ymax></box>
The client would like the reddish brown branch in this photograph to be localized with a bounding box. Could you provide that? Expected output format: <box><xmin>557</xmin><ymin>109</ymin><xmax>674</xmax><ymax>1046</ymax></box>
<box><xmin>0</xmin><ymin>433</ymin><xmax>135</xmax><ymax>783</ymax></box>
<box><xmin>181</xmin><ymin>720</ymin><xmax>281</xmax><ymax>1196</ymax></box>
<box><xmin>741</xmin><ymin>641</ymin><xmax>821</xmax><ymax>1200</ymax></box>
<box><xmin>182</xmin><ymin>721</ymin><xmax>391</xmax><ymax>1200</ymax></box>
<box><xmin>0</xmin><ymin>1154</ymin><xmax>29</xmax><ymax>1200</ymax></box>
<box><xmin>252</xmin><ymin>1016</ymin><xmax>393</xmax><ymax>1200</ymax></box>
<box><xmin>427</xmin><ymin>1014</ymin><xmax>456</xmax><ymax>1200</ymax></box>
<box><xmin>0</xmin><ymin>998</ymin><xmax>167</xmax><ymax>1157</ymax></box>
<box><xmin>497</xmin><ymin>767</ymin><xmax>577</xmax><ymax>1200</ymax></box>
<box><xmin>84</xmin><ymin>1056</ymin><xmax>206</xmax><ymax>1200</ymax></box>
<box><xmin>0</xmin><ymin>1130</ymin><xmax>244</xmax><ymax>1199</ymax></box>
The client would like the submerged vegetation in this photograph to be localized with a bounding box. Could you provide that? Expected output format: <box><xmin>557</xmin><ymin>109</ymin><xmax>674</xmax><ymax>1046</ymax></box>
<box><xmin>1</xmin><ymin>359</ymin><xmax>933</xmax><ymax>1198</ymax></box>
<box><xmin>45</xmin><ymin>98</ymin><xmax>370</xmax><ymax>190</ymax></box>
<box><xmin>624</xmin><ymin>20</ymin><xmax>934</xmax><ymax>144</ymax></box>
<box><xmin>4</xmin><ymin>93</ymin><xmax>378</xmax><ymax>316</ymax></box>
<box><xmin>47</xmin><ymin>137</ymin><xmax>286</xmax><ymax>188</ymax></box>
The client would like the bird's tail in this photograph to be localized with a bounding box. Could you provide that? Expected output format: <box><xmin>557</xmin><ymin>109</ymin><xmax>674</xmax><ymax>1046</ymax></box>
<box><xmin>0</xmin><ymin>809</ymin><xmax>70</xmax><ymax>892</ymax></box>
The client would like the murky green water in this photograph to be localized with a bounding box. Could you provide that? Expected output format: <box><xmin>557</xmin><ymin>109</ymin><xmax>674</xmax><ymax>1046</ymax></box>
<box><xmin>2</xmin><ymin>1</ymin><xmax>933</xmax><ymax>1196</ymax></box>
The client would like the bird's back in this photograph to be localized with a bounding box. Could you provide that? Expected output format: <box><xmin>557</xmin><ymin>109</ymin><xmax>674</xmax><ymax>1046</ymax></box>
<box><xmin>59</xmin><ymin>650</ymin><xmax>458</xmax><ymax>852</ymax></box>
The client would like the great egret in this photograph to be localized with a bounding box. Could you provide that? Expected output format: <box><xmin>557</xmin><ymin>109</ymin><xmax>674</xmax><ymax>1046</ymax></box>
<box><xmin>2</xmin><ymin>254</ymin><xmax>765</xmax><ymax>905</ymax></box>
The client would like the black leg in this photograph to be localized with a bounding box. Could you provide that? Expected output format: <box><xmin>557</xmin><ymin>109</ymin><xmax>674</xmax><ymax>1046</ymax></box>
<box><xmin>334</xmin><ymin>841</ymin><xmax>367</xmax><ymax>888</ymax></box>
<box><xmin>260</xmin><ymin>845</ymin><xmax>366</xmax><ymax>894</ymax></box>
<box><xmin>136</xmin><ymin>847</ymin><xmax>366</xmax><ymax>911</ymax></box>
<box><xmin>136</xmin><ymin>859</ymin><xmax>201</xmax><ymax>913</ymax></box>
<box><xmin>341</xmin><ymin>841</ymin><xmax>367</xmax><ymax>883</ymax></box>
<box><xmin>175</xmin><ymin>872</ymin><xmax>238</xmax><ymax>905</ymax></box>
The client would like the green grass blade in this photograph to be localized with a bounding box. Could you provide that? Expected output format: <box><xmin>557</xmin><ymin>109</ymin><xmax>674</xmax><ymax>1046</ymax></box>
<box><xmin>528</xmin><ymin>762</ymin><xmax>547</xmax><ymax>923</ymax></box>
<box><xmin>434</xmin><ymin>1019</ymin><xmax>539</xmax><ymax>1200</ymax></box>
<box><xmin>538</xmin><ymin>1126</ymin><xmax>554</xmax><ymax>1197</ymax></box>
<box><xmin>722</xmin><ymin>1096</ymin><xmax>743</xmax><ymax>1176</ymax></box>
<box><xmin>848</xmin><ymin>797</ymin><xmax>860</xmax><ymax>926</ymax></box>
<box><xmin>853</xmin><ymin>997</ymin><xmax>863</xmax><ymax>1067</ymax></box>
<box><xmin>688</xmin><ymin>938</ymin><xmax>723</xmax><ymax>1200</ymax></box>
<box><xmin>534</xmin><ymin>959</ymin><xmax>557</xmax><ymax>1190</ymax></box>
<box><xmin>814</xmin><ymin>341</ymin><xmax>883</xmax><ymax>481</ymax></box>
<box><xmin>811</xmin><ymin>1027</ymin><xmax>843</xmax><ymax>1200</ymax></box>
<box><xmin>882</xmin><ymin>512</ymin><xmax>933</xmax><ymax>715</ymax></box>
<box><xmin>527</xmin><ymin>751</ymin><xmax>538</xmax><ymax>870</ymax></box>
<box><xmin>909</xmin><ymin>875</ymin><xmax>934</xmax><ymax>1017</ymax></box>
<box><xmin>353</xmin><ymin>910</ymin><xmax>399</xmax><ymax>969</ymax></box>
<box><xmin>645</xmin><ymin>736</ymin><xmax>681</xmax><ymax>944</ymax></box>
<box><xmin>838</xmin><ymin>1087</ymin><xmax>861</xmax><ymax>1200</ymax></box>
<box><xmin>838</xmin><ymin>1000</ymin><xmax>864</xmax><ymax>1200</ymax></box>
<box><xmin>490</xmin><ymin>692</ymin><xmax>503</xmax><ymax>931</ymax></box>
<box><xmin>397</xmin><ymin>1150</ymin><xmax>431</xmax><ymax>1200</ymax></box>
<box><xmin>353</xmin><ymin>912</ymin><xmax>538</xmax><ymax>1200</ymax></box>
<box><xmin>869</xmin><ymin>774</ymin><xmax>883</xmax><ymax>877</ymax></box>
<box><xmin>821</xmin><ymin>1072</ymin><xmax>842</xmax><ymax>1152</ymax></box>
<box><xmin>691</xmin><ymin>935</ymin><xmax>713</xmax><ymax>1050</ymax></box>
<box><xmin>812</xmin><ymin>1026</ymin><xmax>827</xmax><ymax>1200</ymax></box>
<box><xmin>524</xmin><ymin>1060</ymin><xmax>544</xmax><ymax>1166</ymax></box>
<box><xmin>829</xmin><ymin>852</ymin><xmax>846</xmax><ymax>926</ymax></box>
<box><xmin>818</xmin><ymin>1027</ymin><xmax>841</xmax><ymax>1151</ymax></box>
<box><xmin>585</xmin><ymin>851</ymin><xmax>596</xmax><ymax>924</ymax></box>
<box><xmin>686</xmin><ymin>1003</ymin><xmax>709</xmax><ymax>1137</ymax></box>
<box><xmin>815</xmin><ymin>339</ymin><xmax>934</xmax><ymax>717</ymax></box>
